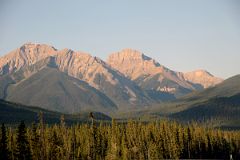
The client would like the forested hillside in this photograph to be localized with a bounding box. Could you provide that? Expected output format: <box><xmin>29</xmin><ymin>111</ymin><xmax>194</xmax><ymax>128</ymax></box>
<box><xmin>171</xmin><ymin>93</ymin><xmax>240</xmax><ymax>126</ymax></box>
<box><xmin>1</xmin><ymin>119</ymin><xmax>240</xmax><ymax>160</ymax></box>
<box><xmin>0</xmin><ymin>99</ymin><xmax>111</xmax><ymax>125</ymax></box>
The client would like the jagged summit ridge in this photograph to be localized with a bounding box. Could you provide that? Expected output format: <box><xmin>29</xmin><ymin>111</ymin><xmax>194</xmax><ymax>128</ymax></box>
<box><xmin>107</xmin><ymin>49</ymin><xmax>163</xmax><ymax>79</ymax></box>
<box><xmin>107</xmin><ymin>49</ymin><xmax>223</xmax><ymax>96</ymax></box>
<box><xmin>107</xmin><ymin>49</ymin><xmax>196</xmax><ymax>96</ymax></box>
<box><xmin>111</xmin><ymin>48</ymin><xmax>152</xmax><ymax>60</ymax></box>
<box><xmin>0</xmin><ymin>43</ymin><xmax>224</xmax><ymax>113</ymax></box>
<box><xmin>0</xmin><ymin>43</ymin><xmax>57</xmax><ymax>75</ymax></box>
<box><xmin>108</xmin><ymin>49</ymin><xmax>160</xmax><ymax>67</ymax></box>
<box><xmin>0</xmin><ymin>43</ymin><xmax>151</xmax><ymax>108</ymax></box>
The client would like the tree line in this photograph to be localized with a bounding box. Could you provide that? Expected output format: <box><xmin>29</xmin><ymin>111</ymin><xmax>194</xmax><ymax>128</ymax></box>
<box><xmin>0</xmin><ymin>114</ymin><xmax>240</xmax><ymax>159</ymax></box>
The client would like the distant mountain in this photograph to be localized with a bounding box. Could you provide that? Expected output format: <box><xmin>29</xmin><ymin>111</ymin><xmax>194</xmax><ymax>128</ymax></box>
<box><xmin>107</xmin><ymin>49</ymin><xmax>221</xmax><ymax>97</ymax></box>
<box><xmin>0</xmin><ymin>43</ymin><xmax>152</xmax><ymax>114</ymax></box>
<box><xmin>53</xmin><ymin>48</ymin><xmax>151</xmax><ymax>108</ymax></box>
<box><xmin>184</xmin><ymin>70</ymin><xmax>223</xmax><ymax>89</ymax></box>
<box><xmin>3</xmin><ymin>63</ymin><xmax>117</xmax><ymax>114</ymax></box>
<box><xmin>0</xmin><ymin>43</ymin><xmax>225</xmax><ymax>114</ymax></box>
<box><xmin>0</xmin><ymin>43</ymin><xmax>57</xmax><ymax>75</ymax></box>
<box><xmin>181</xmin><ymin>74</ymin><xmax>240</xmax><ymax>102</ymax></box>
<box><xmin>166</xmin><ymin>75</ymin><xmax>240</xmax><ymax>127</ymax></box>
<box><xmin>161</xmin><ymin>74</ymin><xmax>240</xmax><ymax>114</ymax></box>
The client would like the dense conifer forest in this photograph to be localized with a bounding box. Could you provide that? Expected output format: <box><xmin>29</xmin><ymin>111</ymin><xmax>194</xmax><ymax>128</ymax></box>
<box><xmin>0</xmin><ymin>114</ymin><xmax>240</xmax><ymax>160</ymax></box>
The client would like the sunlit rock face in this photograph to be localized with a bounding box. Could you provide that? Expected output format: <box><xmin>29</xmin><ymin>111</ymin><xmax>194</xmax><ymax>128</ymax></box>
<box><xmin>0</xmin><ymin>44</ymin><xmax>151</xmax><ymax>109</ymax></box>
<box><xmin>107</xmin><ymin>49</ymin><xmax>223</xmax><ymax>97</ymax></box>
<box><xmin>53</xmin><ymin>48</ymin><xmax>151</xmax><ymax>107</ymax></box>
<box><xmin>183</xmin><ymin>70</ymin><xmax>223</xmax><ymax>88</ymax></box>
<box><xmin>0</xmin><ymin>43</ymin><xmax>224</xmax><ymax>112</ymax></box>
<box><xmin>0</xmin><ymin>43</ymin><xmax>57</xmax><ymax>75</ymax></box>
<box><xmin>107</xmin><ymin>49</ymin><xmax>195</xmax><ymax>97</ymax></box>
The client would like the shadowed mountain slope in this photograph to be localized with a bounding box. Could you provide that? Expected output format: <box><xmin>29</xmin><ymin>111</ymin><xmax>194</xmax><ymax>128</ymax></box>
<box><xmin>0</xmin><ymin>57</ymin><xmax>117</xmax><ymax>114</ymax></box>
<box><xmin>0</xmin><ymin>99</ymin><xmax>112</xmax><ymax>125</ymax></box>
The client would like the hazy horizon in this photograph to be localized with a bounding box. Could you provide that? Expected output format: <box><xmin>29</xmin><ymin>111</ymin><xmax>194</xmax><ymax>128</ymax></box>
<box><xmin>1</xmin><ymin>0</ymin><xmax>239</xmax><ymax>78</ymax></box>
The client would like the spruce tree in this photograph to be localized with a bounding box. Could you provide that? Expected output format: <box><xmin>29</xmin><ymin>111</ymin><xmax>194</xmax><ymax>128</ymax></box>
<box><xmin>16</xmin><ymin>121</ymin><xmax>32</xmax><ymax>160</ymax></box>
<box><xmin>0</xmin><ymin>123</ymin><xmax>10</xmax><ymax>160</ymax></box>
<box><xmin>49</xmin><ymin>129</ymin><xmax>63</xmax><ymax>160</ymax></box>
<box><xmin>38</xmin><ymin>111</ymin><xmax>46</xmax><ymax>160</ymax></box>
<box><xmin>70</xmin><ymin>127</ymin><xmax>76</xmax><ymax>160</ymax></box>
<box><xmin>31</xmin><ymin>123</ymin><xmax>40</xmax><ymax>160</ymax></box>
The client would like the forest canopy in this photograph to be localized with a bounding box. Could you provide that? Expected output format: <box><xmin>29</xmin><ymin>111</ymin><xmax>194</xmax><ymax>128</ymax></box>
<box><xmin>0</xmin><ymin>116</ymin><xmax>240</xmax><ymax>160</ymax></box>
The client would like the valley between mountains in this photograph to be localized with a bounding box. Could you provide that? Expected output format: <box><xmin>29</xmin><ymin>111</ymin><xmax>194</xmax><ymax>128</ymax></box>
<box><xmin>0</xmin><ymin>43</ymin><xmax>239</xmax><ymax>127</ymax></box>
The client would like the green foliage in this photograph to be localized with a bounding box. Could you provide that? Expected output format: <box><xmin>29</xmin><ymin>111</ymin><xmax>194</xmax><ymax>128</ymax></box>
<box><xmin>2</xmin><ymin>119</ymin><xmax>240</xmax><ymax>159</ymax></box>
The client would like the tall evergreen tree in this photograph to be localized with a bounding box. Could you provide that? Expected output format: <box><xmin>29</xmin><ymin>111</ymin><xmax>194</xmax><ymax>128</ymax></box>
<box><xmin>0</xmin><ymin>123</ymin><xmax>10</xmax><ymax>160</ymax></box>
<box><xmin>38</xmin><ymin>111</ymin><xmax>46</xmax><ymax>160</ymax></box>
<box><xmin>31</xmin><ymin>123</ymin><xmax>40</xmax><ymax>160</ymax></box>
<box><xmin>16</xmin><ymin>121</ymin><xmax>32</xmax><ymax>160</ymax></box>
<box><xmin>49</xmin><ymin>129</ymin><xmax>63</xmax><ymax>160</ymax></box>
<box><xmin>70</xmin><ymin>127</ymin><xmax>76</xmax><ymax>160</ymax></box>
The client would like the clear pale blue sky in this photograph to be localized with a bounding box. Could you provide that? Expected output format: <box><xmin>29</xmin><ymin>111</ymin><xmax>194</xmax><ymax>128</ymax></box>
<box><xmin>0</xmin><ymin>0</ymin><xmax>239</xmax><ymax>78</ymax></box>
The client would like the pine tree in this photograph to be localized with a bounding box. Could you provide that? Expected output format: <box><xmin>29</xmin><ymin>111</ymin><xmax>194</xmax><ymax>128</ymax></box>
<box><xmin>88</xmin><ymin>124</ymin><xmax>97</xmax><ymax>160</ymax></box>
<box><xmin>106</xmin><ymin>119</ymin><xmax>120</xmax><ymax>160</ymax></box>
<box><xmin>31</xmin><ymin>123</ymin><xmax>40</xmax><ymax>160</ymax></box>
<box><xmin>70</xmin><ymin>127</ymin><xmax>76</xmax><ymax>160</ymax></box>
<box><xmin>8</xmin><ymin>127</ymin><xmax>15</xmax><ymax>160</ymax></box>
<box><xmin>49</xmin><ymin>129</ymin><xmax>63</xmax><ymax>160</ymax></box>
<box><xmin>16</xmin><ymin>121</ymin><xmax>32</xmax><ymax>160</ymax></box>
<box><xmin>121</xmin><ymin>131</ymin><xmax>130</xmax><ymax>160</ymax></box>
<box><xmin>187</xmin><ymin>126</ymin><xmax>192</xmax><ymax>158</ymax></box>
<box><xmin>0</xmin><ymin>123</ymin><xmax>10</xmax><ymax>160</ymax></box>
<box><xmin>38</xmin><ymin>111</ymin><xmax>46</xmax><ymax>160</ymax></box>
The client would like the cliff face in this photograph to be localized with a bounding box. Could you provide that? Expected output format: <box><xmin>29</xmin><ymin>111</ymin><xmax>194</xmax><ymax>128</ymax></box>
<box><xmin>107</xmin><ymin>49</ymin><xmax>195</xmax><ymax>97</ymax></box>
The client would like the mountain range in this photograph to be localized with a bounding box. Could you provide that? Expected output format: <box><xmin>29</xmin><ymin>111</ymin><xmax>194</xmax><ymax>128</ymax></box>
<box><xmin>107</xmin><ymin>49</ymin><xmax>222</xmax><ymax>97</ymax></box>
<box><xmin>0</xmin><ymin>43</ymin><xmax>224</xmax><ymax>114</ymax></box>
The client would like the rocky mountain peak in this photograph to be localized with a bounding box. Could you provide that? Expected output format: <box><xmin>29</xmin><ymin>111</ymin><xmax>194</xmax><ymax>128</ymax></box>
<box><xmin>108</xmin><ymin>49</ymin><xmax>226</xmax><ymax>96</ymax></box>
<box><xmin>116</xmin><ymin>48</ymin><xmax>144</xmax><ymax>59</ymax></box>
<box><xmin>190</xmin><ymin>69</ymin><xmax>213</xmax><ymax>77</ymax></box>
<box><xmin>20</xmin><ymin>42</ymin><xmax>57</xmax><ymax>53</ymax></box>
<box><xmin>0</xmin><ymin>43</ymin><xmax>225</xmax><ymax>108</ymax></box>
<box><xmin>108</xmin><ymin>48</ymin><xmax>158</xmax><ymax>65</ymax></box>
<box><xmin>0</xmin><ymin>43</ymin><xmax>57</xmax><ymax>75</ymax></box>
<box><xmin>184</xmin><ymin>70</ymin><xmax>223</xmax><ymax>88</ymax></box>
<box><xmin>107</xmin><ymin>49</ymin><xmax>163</xmax><ymax>80</ymax></box>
